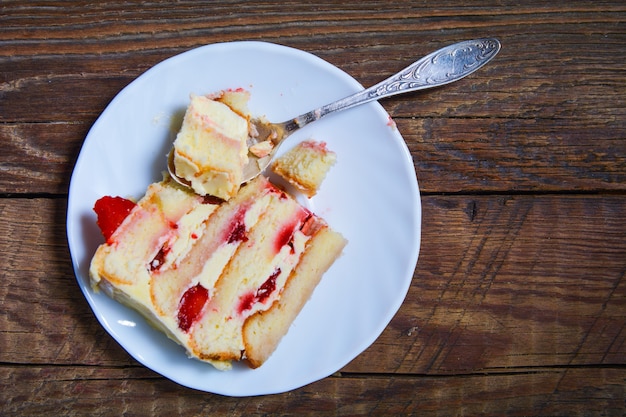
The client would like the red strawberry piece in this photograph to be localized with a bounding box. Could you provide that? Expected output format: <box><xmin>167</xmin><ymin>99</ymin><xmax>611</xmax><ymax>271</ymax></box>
<box><xmin>93</xmin><ymin>196</ymin><xmax>136</xmax><ymax>244</ymax></box>
<box><xmin>177</xmin><ymin>284</ymin><xmax>209</xmax><ymax>332</ymax></box>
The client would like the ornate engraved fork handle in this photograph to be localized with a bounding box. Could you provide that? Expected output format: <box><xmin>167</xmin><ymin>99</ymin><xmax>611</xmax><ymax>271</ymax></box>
<box><xmin>287</xmin><ymin>38</ymin><xmax>500</xmax><ymax>133</ymax></box>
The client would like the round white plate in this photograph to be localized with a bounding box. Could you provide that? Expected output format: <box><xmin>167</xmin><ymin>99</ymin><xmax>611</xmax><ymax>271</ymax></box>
<box><xmin>67</xmin><ymin>41</ymin><xmax>421</xmax><ymax>396</ymax></box>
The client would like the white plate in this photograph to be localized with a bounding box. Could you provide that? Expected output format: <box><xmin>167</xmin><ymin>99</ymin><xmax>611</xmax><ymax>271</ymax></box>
<box><xmin>67</xmin><ymin>41</ymin><xmax>421</xmax><ymax>396</ymax></box>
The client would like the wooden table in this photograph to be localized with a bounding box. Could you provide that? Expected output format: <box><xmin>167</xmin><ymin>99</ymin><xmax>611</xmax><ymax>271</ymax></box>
<box><xmin>2</xmin><ymin>1</ymin><xmax>624</xmax><ymax>415</ymax></box>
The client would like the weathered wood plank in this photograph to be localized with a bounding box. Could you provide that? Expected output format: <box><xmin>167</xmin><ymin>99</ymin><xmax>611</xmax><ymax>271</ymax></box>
<box><xmin>347</xmin><ymin>195</ymin><xmax>626</xmax><ymax>373</ymax></box>
<box><xmin>1</xmin><ymin>3</ymin><xmax>624</xmax><ymax>122</ymax></box>
<box><xmin>1</xmin><ymin>122</ymin><xmax>89</xmax><ymax>194</ymax></box>
<box><xmin>404</xmin><ymin>117</ymin><xmax>626</xmax><ymax>193</ymax></box>
<box><xmin>2</xmin><ymin>115</ymin><xmax>625</xmax><ymax>194</ymax></box>
<box><xmin>2</xmin><ymin>1</ymin><xmax>624</xmax><ymax>415</ymax></box>
<box><xmin>3</xmin><ymin>36</ymin><xmax>624</xmax><ymax>124</ymax></box>
<box><xmin>1</xmin><ymin>196</ymin><xmax>624</xmax><ymax>373</ymax></box>
<box><xmin>1</xmin><ymin>366</ymin><xmax>624</xmax><ymax>416</ymax></box>
<box><xmin>2</xmin><ymin>3</ymin><xmax>624</xmax><ymax>194</ymax></box>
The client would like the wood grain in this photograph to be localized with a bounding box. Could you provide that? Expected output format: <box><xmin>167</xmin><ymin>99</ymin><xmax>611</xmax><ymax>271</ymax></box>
<box><xmin>2</xmin><ymin>2</ymin><xmax>624</xmax><ymax>194</ymax></box>
<box><xmin>1</xmin><ymin>197</ymin><xmax>623</xmax><ymax>372</ymax></box>
<box><xmin>1</xmin><ymin>366</ymin><xmax>624</xmax><ymax>416</ymax></box>
<box><xmin>2</xmin><ymin>116</ymin><xmax>625</xmax><ymax>194</ymax></box>
<box><xmin>348</xmin><ymin>195</ymin><xmax>626</xmax><ymax>373</ymax></box>
<box><xmin>1</xmin><ymin>1</ymin><xmax>625</xmax><ymax>414</ymax></box>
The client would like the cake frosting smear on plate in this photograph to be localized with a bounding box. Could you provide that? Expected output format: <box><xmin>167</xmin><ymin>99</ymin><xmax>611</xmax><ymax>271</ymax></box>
<box><xmin>89</xmin><ymin>90</ymin><xmax>347</xmax><ymax>370</ymax></box>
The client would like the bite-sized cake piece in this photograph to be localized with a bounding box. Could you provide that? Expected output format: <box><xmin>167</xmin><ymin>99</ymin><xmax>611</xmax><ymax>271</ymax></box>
<box><xmin>271</xmin><ymin>140</ymin><xmax>337</xmax><ymax>197</ymax></box>
<box><xmin>89</xmin><ymin>174</ymin><xmax>346</xmax><ymax>370</ymax></box>
<box><xmin>172</xmin><ymin>90</ymin><xmax>251</xmax><ymax>200</ymax></box>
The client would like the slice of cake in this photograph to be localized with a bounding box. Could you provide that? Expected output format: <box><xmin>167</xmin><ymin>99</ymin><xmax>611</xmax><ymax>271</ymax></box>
<box><xmin>172</xmin><ymin>90</ymin><xmax>251</xmax><ymax>200</ymax></box>
<box><xmin>271</xmin><ymin>140</ymin><xmax>337</xmax><ymax>197</ymax></box>
<box><xmin>89</xmin><ymin>174</ymin><xmax>346</xmax><ymax>370</ymax></box>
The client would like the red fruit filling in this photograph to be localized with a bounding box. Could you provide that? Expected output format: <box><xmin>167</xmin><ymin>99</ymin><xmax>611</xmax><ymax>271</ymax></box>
<box><xmin>93</xmin><ymin>196</ymin><xmax>136</xmax><ymax>244</ymax></box>
<box><xmin>237</xmin><ymin>268</ymin><xmax>281</xmax><ymax>315</ymax></box>
<box><xmin>256</xmin><ymin>268</ymin><xmax>280</xmax><ymax>303</ymax></box>
<box><xmin>177</xmin><ymin>284</ymin><xmax>209</xmax><ymax>332</ymax></box>
<box><xmin>150</xmin><ymin>244</ymin><xmax>171</xmax><ymax>272</ymax></box>
<box><xmin>299</xmin><ymin>211</ymin><xmax>322</xmax><ymax>237</ymax></box>
<box><xmin>225</xmin><ymin>207</ymin><xmax>249</xmax><ymax>244</ymax></box>
<box><xmin>274</xmin><ymin>220</ymin><xmax>297</xmax><ymax>253</ymax></box>
<box><xmin>237</xmin><ymin>293</ymin><xmax>256</xmax><ymax>316</ymax></box>
<box><xmin>202</xmin><ymin>194</ymin><xmax>224</xmax><ymax>205</ymax></box>
<box><xmin>300</xmin><ymin>140</ymin><xmax>329</xmax><ymax>152</ymax></box>
<box><xmin>227</xmin><ymin>221</ymin><xmax>247</xmax><ymax>244</ymax></box>
<box><xmin>273</xmin><ymin>208</ymin><xmax>310</xmax><ymax>254</ymax></box>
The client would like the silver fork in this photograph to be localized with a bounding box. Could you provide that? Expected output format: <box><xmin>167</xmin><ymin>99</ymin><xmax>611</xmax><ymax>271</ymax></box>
<box><xmin>169</xmin><ymin>38</ymin><xmax>501</xmax><ymax>186</ymax></box>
